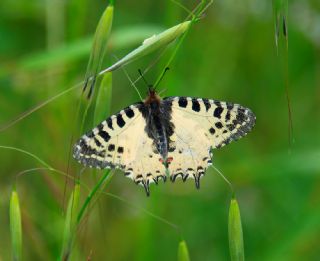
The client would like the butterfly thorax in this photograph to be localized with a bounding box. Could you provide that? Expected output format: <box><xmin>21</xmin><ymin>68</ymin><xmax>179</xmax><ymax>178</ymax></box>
<box><xmin>139</xmin><ymin>88</ymin><xmax>174</xmax><ymax>165</ymax></box>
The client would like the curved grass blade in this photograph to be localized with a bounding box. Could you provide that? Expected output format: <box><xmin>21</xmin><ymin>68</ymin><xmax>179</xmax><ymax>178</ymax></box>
<box><xmin>0</xmin><ymin>146</ymin><xmax>52</xmax><ymax>169</ymax></box>
<box><xmin>178</xmin><ymin>240</ymin><xmax>190</xmax><ymax>261</ymax></box>
<box><xmin>94</xmin><ymin>72</ymin><xmax>112</xmax><ymax>126</ymax></box>
<box><xmin>228</xmin><ymin>196</ymin><xmax>245</xmax><ymax>261</ymax></box>
<box><xmin>100</xmin><ymin>20</ymin><xmax>191</xmax><ymax>74</ymax></box>
<box><xmin>61</xmin><ymin>184</ymin><xmax>81</xmax><ymax>260</ymax></box>
<box><xmin>10</xmin><ymin>189</ymin><xmax>22</xmax><ymax>261</ymax></box>
<box><xmin>84</xmin><ymin>2</ymin><xmax>114</xmax><ymax>99</ymax></box>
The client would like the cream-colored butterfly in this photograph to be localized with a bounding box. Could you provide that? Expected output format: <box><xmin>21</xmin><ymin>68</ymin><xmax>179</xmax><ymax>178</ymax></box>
<box><xmin>73</xmin><ymin>88</ymin><xmax>255</xmax><ymax>196</ymax></box>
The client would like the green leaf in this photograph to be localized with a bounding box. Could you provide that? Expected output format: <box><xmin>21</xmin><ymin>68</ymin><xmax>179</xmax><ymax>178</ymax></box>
<box><xmin>178</xmin><ymin>240</ymin><xmax>190</xmax><ymax>261</ymax></box>
<box><xmin>60</xmin><ymin>184</ymin><xmax>81</xmax><ymax>260</ymax></box>
<box><xmin>10</xmin><ymin>189</ymin><xmax>22</xmax><ymax>261</ymax></box>
<box><xmin>228</xmin><ymin>197</ymin><xmax>245</xmax><ymax>261</ymax></box>
<box><xmin>101</xmin><ymin>20</ymin><xmax>191</xmax><ymax>73</ymax></box>
<box><xmin>94</xmin><ymin>72</ymin><xmax>112</xmax><ymax>126</ymax></box>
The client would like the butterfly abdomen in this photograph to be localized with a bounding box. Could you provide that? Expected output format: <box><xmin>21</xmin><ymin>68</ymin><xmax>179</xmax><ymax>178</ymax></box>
<box><xmin>139</xmin><ymin>99</ymin><xmax>175</xmax><ymax>162</ymax></box>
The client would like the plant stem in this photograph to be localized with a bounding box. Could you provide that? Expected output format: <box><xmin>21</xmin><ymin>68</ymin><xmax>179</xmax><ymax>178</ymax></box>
<box><xmin>77</xmin><ymin>170</ymin><xmax>111</xmax><ymax>224</ymax></box>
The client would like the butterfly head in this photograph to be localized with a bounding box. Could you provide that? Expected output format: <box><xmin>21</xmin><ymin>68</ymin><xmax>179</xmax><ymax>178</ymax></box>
<box><xmin>145</xmin><ymin>86</ymin><xmax>161</xmax><ymax>105</ymax></box>
<box><xmin>139</xmin><ymin>67</ymin><xmax>169</xmax><ymax>105</ymax></box>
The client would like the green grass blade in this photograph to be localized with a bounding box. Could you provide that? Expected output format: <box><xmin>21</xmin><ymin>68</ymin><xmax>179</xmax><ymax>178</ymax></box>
<box><xmin>178</xmin><ymin>240</ymin><xmax>190</xmax><ymax>261</ymax></box>
<box><xmin>77</xmin><ymin>171</ymin><xmax>113</xmax><ymax>225</ymax></box>
<box><xmin>84</xmin><ymin>3</ymin><xmax>114</xmax><ymax>98</ymax></box>
<box><xmin>100</xmin><ymin>20</ymin><xmax>191</xmax><ymax>74</ymax></box>
<box><xmin>228</xmin><ymin>197</ymin><xmax>245</xmax><ymax>261</ymax></box>
<box><xmin>94</xmin><ymin>72</ymin><xmax>112</xmax><ymax>126</ymax></box>
<box><xmin>60</xmin><ymin>184</ymin><xmax>81</xmax><ymax>260</ymax></box>
<box><xmin>10</xmin><ymin>189</ymin><xmax>22</xmax><ymax>261</ymax></box>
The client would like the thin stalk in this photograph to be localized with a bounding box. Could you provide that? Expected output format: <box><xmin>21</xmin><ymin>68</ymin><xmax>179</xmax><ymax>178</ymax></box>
<box><xmin>211</xmin><ymin>164</ymin><xmax>234</xmax><ymax>195</ymax></box>
<box><xmin>76</xmin><ymin>170</ymin><xmax>111</xmax><ymax>224</ymax></box>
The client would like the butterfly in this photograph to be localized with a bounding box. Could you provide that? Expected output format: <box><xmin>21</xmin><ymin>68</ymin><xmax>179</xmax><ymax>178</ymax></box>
<box><xmin>73</xmin><ymin>88</ymin><xmax>256</xmax><ymax>196</ymax></box>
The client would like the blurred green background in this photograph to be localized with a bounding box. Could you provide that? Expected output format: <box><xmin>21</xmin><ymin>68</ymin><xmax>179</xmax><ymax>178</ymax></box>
<box><xmin>1</xmin><ymin>0</ymin><xmax>320</xmax><ymax>260</ymax></box>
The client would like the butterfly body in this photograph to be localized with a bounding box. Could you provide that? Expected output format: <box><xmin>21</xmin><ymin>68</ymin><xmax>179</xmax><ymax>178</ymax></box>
<box><xmin>73</xmin><ymin>89</ymin><xmax>255</xmax><ymax>196</ymax></box>
<box><xmin>139</xmin><ymin>89</ymin><xmax>174</xmax><ymax>162</ymax></box>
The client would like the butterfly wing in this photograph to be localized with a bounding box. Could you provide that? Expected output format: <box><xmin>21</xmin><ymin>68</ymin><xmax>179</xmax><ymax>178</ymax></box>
<box><xmin>73</xmin><ymin>104</ymin><xmax>167</xmax><ymax>195</ymax></box>
<box><xmin>164</xmin><ymin>97</ymin><xmax>255</xmax><ymax>187</ymax></box>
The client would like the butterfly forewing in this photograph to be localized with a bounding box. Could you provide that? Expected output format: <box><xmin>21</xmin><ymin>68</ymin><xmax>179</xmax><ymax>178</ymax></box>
<box><xmin>166</xmin><ymin>97</ymin><xmax>255</xmax><ymax>149</ymax></box>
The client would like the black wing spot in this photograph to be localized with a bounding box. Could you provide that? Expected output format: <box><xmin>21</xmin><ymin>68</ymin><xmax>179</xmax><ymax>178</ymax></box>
<box><xmin>214</xmin><ymin>107</ymin><xmax>223</xmax><ymax>119</ymax></box>
<box><xmin>99</xmin><ymin>130</ymin><xmax>111</xmax><ymax>142</ymax></box>
<box><xmin>107</xmin><ymin>118</ymin><xmax>113</xmax><ymax>130</ymax></box>
<box><xmin>215</xmin><ymin>122</ymin><xmax>223</xmax><ymax>129</ymax></box>
<box><xmin>203</xmin><ymin>98</ymin><xmax>211</xmax><ymax>111</ymax></box>
<box><xmin>125</xmin><ymin>108</ymin><xmax>135</xmax><ymax>118</ymax></box>
<box><xmin>209</xmin><ymin>127</ymin><xmax>216</xmax><ymax>135</ymax></box>
<box><xmin>108</xmin><ymin>144</ymin><xmax>115</xmax><ymax>151</ymax></box>
<box><xmin>94</xmin><ymin>138</ymin><xmax>102</xmax><ymax>147</ymax></box>
<box><xmin>192</xmin><ymin>98</ymin><xmax>201</xmax><ymax>112</ymax></box>
<box><xmin>178</xmin><ymin>97</ymin><xmax>188</xmax><ymax>108</ymax></box>
<box><xmin>117</xmin><ymin>114</ymin><xmax>125</xmax><ymax>128</ymax></box>
<box><xmin>117</xmin><ymin>146</ymin><xmax>124</xmax><ymax>154</ymax></box>
<box><xmin>226</xmin><ymin>111</ymin><xmax>231</xmax><ymax>121</ymax></box>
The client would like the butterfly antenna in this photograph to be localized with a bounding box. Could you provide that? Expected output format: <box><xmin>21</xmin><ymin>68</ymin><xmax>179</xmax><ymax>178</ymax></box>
<box><xmin>110</xmin><ymin>54</ymin><xmax>143</xmax><ymax>101</ymax></box>
<box><xmin>138</xmin><ymin>69</ymin><xmax>153</xmax><ymax>89</ymax></box>
<box><xmin>154</xmin><ymin>67</ymin><xmax>170</xmax><ymax>90</ymax></box>
<box><xmin>121</xmin><ymin>66</ymin><xmax>144</xmax><ymax>102</ymax></box>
